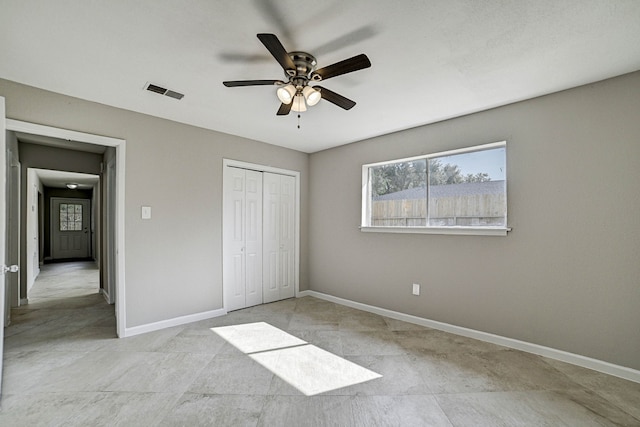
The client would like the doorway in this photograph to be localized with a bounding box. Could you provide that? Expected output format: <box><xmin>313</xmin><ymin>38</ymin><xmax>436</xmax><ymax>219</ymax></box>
<box><xmin>4</xmin><ymin>119</ymin><xmax>127</xmax><ymax>337</ymax></box>
<box><xmin>222</xmin><ymin>159</ymin><xmax>300</xmax><ymax>312</ymax></box>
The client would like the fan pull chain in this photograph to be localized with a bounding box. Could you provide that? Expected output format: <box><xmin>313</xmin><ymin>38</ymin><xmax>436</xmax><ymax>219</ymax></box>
<box><xmin>297</xmin><ymin>114</ymin><xmax>301</xmax><ymax>129</ymax></box>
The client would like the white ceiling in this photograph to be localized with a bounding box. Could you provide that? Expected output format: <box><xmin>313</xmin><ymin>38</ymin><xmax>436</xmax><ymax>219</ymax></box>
<box><xmin>16</xmin><ymin>132</ymin><xmax>107</xmax><ymax>154</ymax></box>
<box><xmin>2</xmin><ymin>1</ymin><xmax>639</xmax><ymax>153</ymax></box>
<box><xmin>32</xmin><ymin>168</ymin><xmax>99</xmax><ymax>190</ymax></box>
<box><xmin>17</xmin><ymin>133</ymin><xmax>103</xmax><ymax>189</ymax></box>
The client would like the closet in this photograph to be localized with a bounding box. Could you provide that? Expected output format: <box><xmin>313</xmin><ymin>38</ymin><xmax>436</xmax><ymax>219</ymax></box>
<box><xmin>223</xmin><ymin>164</ymin><xmax>296</xmax><ymax>311</ymax></box>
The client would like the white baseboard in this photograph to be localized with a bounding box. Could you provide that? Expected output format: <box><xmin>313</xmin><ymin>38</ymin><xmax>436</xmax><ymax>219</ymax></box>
<box><xmin>100</xmin><ymin>288</ymin><xmax>110</xmax><ymax>303</ymax></box>
<box><xmin>298</xmin><ymin>290</ymin><xmax>640</xmax><ymax>384</ymax></box>
<box><xmin>123</xmin><ymin>308</ymin><xmax>227</xmax><ymax>338</ymax></box>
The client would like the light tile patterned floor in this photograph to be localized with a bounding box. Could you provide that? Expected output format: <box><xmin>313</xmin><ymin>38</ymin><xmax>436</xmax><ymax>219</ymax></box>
<box><xmin>2</xmin><ymin>261</ymin><xmax>639</xmax><ymax>426</ymax></box>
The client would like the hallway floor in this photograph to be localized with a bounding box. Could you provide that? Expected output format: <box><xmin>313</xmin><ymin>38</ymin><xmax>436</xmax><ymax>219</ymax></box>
<box><xmin>1</xmin><ymin>262</ymin><xmax>639</xmax><ymax>426</ymax></box>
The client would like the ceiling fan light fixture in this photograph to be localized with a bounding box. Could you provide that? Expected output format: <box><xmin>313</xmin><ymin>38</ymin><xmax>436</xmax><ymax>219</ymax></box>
<box><xmin>302</xmin><ymin>86</ymin><xmax>321</xmax><ymax>106</ymax></box>
<box><xmin>291</xmin><ymin>94</ymin><xmax>307</xmax><ymax>112</ymax></box>
<box><xmin>276</xmin><ymin>84</ymin><xmax>296</xmax><ymax>104</ymax></box>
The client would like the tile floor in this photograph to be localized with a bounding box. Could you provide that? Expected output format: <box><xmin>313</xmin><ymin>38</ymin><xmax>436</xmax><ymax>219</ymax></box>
<box><xmin>1</xmin><ymin>261</ymin><xmax>639</xmax><ymax>426</ymax></box>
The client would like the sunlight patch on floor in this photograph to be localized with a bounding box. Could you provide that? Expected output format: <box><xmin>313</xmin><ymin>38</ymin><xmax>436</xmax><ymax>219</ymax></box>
<box><xmin>211</xmin><ymin>322</ymin><xmax>382</xmax><ymax>396</ymax></box>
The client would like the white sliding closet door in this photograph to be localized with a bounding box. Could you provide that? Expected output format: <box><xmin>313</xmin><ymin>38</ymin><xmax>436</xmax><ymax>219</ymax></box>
<box><xmin>223</xmin><ymin>167</ymin><xmax>263</xmax><ymax>311</ymax></box>
<box><xmin>263</xmin><ymin>172</ymin><xmax>295</xmax><ymax>303</ymax></box>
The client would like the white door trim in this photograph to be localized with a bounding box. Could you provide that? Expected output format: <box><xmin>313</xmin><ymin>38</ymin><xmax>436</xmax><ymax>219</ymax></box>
<box><xmin>1</xmin><ymin>97</ymin><xmax>7</xmax><ymax>394</ymax></box>
<box><xmin>5</xmin><ymin>119</ymin><xmax>127</xmax><ymax>338</ymax></box>
<box><xmin>222</xmin><ymin>158</ymin><xmax>301</xmax><ymax>310</ymax></box>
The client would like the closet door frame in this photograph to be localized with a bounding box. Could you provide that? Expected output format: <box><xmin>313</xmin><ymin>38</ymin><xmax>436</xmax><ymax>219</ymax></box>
<box><xmin>222</xmin><ymin>159</ymin><xmax>300</xmax><ymax>312</ymax></box>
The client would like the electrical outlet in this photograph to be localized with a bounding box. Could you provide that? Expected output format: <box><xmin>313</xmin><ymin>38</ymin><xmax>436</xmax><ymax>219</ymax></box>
<box><xmin>412</xmin><ymin>283</ymin><xmax>420</xmax><ymax>296</ymax></box>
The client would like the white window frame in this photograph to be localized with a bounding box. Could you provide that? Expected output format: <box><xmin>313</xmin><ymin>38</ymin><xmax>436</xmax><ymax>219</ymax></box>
<box><xmin>361</xmin><ymin>141</ymin><xmax>509</xmax><ymax>236</ymax></box>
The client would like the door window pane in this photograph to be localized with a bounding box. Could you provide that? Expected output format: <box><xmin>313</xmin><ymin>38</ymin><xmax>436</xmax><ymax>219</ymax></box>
<box><xmin>60</xmin><ymin>203</ymin><xmax>83</xmax><ymax>232</ymax></box>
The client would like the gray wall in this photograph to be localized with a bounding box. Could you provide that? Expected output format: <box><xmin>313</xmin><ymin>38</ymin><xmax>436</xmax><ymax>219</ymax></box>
<box><xmin>308</xmin><ymin>71</ymin><xmax>640</xmax><ymax>370</ymax></box>
<box><xmin>1</xmin><ymin>79</ymin><xmax>309</xmax><ymax>328</ymax></box>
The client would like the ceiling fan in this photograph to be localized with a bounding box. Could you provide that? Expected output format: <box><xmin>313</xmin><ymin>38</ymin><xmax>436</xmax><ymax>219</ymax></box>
<box><xmin>223</xmin><ymin>33</ymin><xmax>371</xmax><ymax>115</ymax></box>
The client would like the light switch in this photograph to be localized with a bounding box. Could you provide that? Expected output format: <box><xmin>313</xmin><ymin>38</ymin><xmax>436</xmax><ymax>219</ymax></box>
<box><xmin>412</xmin><ymin>283</ymin><xmax>420</xmax><ymax>296</ymax></box>
<box><xmin>141</xmin><ymin>206</ymin><xmax>152</xmax><ymax>220</ymax></box>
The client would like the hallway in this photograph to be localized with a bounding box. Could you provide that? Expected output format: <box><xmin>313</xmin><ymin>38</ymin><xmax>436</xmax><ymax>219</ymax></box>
<box><xmin>4</xmin><ymin>261</ymin><xmax>115</xmax><ymax>347</ymax></box>
<box><xmin>19</xmin><ymin>261</ymin><xmax>102</xmax><ymax>302</ymax></box>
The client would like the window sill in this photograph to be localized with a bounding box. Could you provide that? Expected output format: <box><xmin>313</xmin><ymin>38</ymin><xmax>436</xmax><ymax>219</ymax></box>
<box><xmin>360</xmin><ymin>226</ymin><xmax>510</xmax><ymax>236</ymax></box>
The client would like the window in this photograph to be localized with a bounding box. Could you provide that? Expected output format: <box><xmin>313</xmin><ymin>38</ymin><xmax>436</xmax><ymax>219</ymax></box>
<box><xmin>60</xmin><ymin>203</ymin><xmax>83</xmax><ymax>231</ymax></box>
<box><xmin>362</xmin><ymin>142</ymin><xmax>508</xmax><ymax>236</ymax></box>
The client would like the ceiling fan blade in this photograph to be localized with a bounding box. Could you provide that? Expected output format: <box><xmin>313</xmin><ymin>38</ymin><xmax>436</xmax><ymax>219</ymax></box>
<box><xmin>253</xmin><ymin>0</ymin><xmax>293</xmax><ymax>44</ymax></box>
<box><xmin>311</xmin><ymin>54</ymin><xmax>371</xmax><ymax>81</ymax></box>
<box><xmin>315</xmin><ymin>86</ymin><xmax>356</xmax><ymax>110</ymax></box>
<box><xmin>219</xmin><ymin>52</ymin><xmax>272</xmax><ymax>63</ymax></box>
<box><xmin>257</xmin><ymin>33</ymin><xmax>296</xmax><ymax>72</ymax></box>
<box><xmin>311</xmin><ymin>25</ymin><xmax>378</xmax><ymax>57</ymax></box>
<box><xmin>277</xmin><ymin>102</ymin><xmax>292</xmax><ymax>116</ymax></box>
<box><xmin>223</xmin><ymin>80</ymin><xmax>283</xmax><ymax>87</ymax></box>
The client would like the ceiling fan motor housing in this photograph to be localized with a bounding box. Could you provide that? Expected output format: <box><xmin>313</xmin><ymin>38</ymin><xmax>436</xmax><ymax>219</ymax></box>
<box><xmin>287</xmin><ymin>51</ymin><xmax>318</xmax><ymax>86</ymax></box>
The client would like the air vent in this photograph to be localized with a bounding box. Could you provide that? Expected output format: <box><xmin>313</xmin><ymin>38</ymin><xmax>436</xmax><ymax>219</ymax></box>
<box><xmin>145</xmin><ymin>83</ymin><xmax>184</xmax><ymax>100</ymax></box>
<box><xmin>164</xmin><ymin>90</ymin><xmax>184</xmax><ymax>100</ymax></box>
<box><xmin>146</xmin><ymin>83</ymin><xmax>167</xmax><ymax>94</ymax></box>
